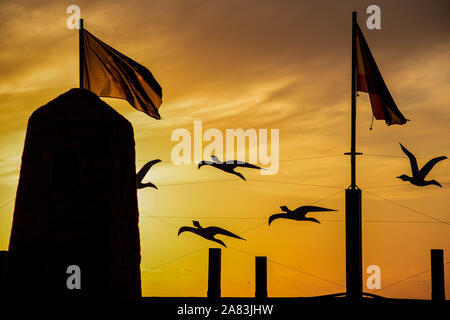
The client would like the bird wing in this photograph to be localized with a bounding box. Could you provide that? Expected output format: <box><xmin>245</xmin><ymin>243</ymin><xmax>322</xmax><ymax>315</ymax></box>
<box><xmin>139</xmin><ymin>181</ymin><xmax>158</xmax><ymax>189</ymax></box>
<box><xmin>418</xmin><ymin>156</ymin><xmax>447</xmax><ymax>179</ymax></box>
<box><xmin>136</xmin><ymin>159</ymin><xmax>162</xmax><ymax>183</ymax></box>
<box><xmin>235</xmin><ymin>162</ymin><xmax>263</xmax><ymax>170</ymax></box>
<box><xmin>399</xmin><ymin>144</ymin><xmax>419</xmax><ymax>177</ymax></box>
<box><xmin>178</xmin><ymin>226</ymin><xmax>199</xmax><ymax>238</ymax></box>
<box><xmin>268</xmin><ymin>213</ymin><xmax>284</xmax><ymax>225</ymax></box>
<box><xmin>295</xmin><ymin>206</ymin><xmax>337</xmax><ymax>215</ymax></box>
<box><xmin>205</xmin><ymin>227</ymin><xmax>246</xmax><ymax>240</ymax></box>
<box><xmin>198</xmin><ymin>160</ymin><xmax>208</xmax><ymax>168</ymax></box>
<box><xmin>178</xmin><ymin>226</ymin><xmax>194</xmax><ymax>236</ymax></box>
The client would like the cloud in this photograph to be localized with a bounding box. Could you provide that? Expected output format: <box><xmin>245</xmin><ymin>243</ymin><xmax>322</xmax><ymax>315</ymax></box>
<box><xmin>0</xmin><ymin>0</ymin><xmax>449</xmax><ymax>299</ymax></box>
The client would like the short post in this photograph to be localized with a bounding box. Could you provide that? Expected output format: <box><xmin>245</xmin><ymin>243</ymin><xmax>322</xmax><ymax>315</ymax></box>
<box><xmin>207</xmin><ymin>248</ymin><xmax>221</xmax><ymax>299</ymax></box>
<box><xmin>255</xmin><ymin>256</ymin><xmax>267</xmax><ymax>299</ymax></box>
<box><xmin>0</xmin><ymin>251</ymin><xmax>7</xmax><ymax>294</ymax></box>
<box><xmin>431</xmin><ymin>249</ymin><xmax>445</xmax><ymax>302</ymax></box>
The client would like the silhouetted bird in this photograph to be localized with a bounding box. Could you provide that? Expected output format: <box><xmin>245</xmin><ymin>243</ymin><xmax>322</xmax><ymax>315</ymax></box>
<box><xmin>136</xmin><ymin>159</ymin><xmax>161</xmax><ymax>189</ymax></box>
<box><xmin>397</xmin><ymin>143</ymin><xmax>447</xmax><ymax>187</ymax></box>
<box><xmin>198</xmin><ymin>155</ymin><xmax>263</xmax><ymax>181</ymax></box>
<box><xmin>178</xmin><ymin>220</ymin><xmax>246</xmax><ymax>247</ymax></box>
<box><xmin>268</xmin><ymin>205</ymin><xmax>337</xmax><ymax>225</ymax></box>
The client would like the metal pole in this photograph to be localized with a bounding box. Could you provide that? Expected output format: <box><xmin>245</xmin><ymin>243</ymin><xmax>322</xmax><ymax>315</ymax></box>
<box><xmin>345</xmin><ymin>188</ymin><xmax>362</xmax><ymax>301</ymax></box>
<box><xmin>350</xmin><ymin>11</ymin><xmax>357</xmax><ymax>189</ymax></box>
<box><xmin>345</xmin><ymin>11</ymin><xmax>363</xmax><ymax>302</ymax></box>
<box><xmin>79</xmin><ymin>18</ymin><xmax>84</xmax><ymax>89</ymax></box>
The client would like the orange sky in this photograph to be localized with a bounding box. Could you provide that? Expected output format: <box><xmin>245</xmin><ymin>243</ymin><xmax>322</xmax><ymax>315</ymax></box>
<box><xmin>0</xmin><ymin>0</ymin><xmax>449</xmax><ymax>299</ymax></box>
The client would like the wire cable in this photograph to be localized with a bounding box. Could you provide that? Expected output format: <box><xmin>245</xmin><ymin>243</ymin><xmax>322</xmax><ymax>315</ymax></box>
<box><xmin>374</xmin><ymin>262</ymin><xmax>450</xmax><ymax>293</ymax></box>
<box><xmin>229</xmin><ymin>246</ymin><xmax>345</xmax><ymax>289</ymax></box>
<box><xmin>365</xmin><ymin>190</ymin><xmax>450</xmax><ymax>226</ymax></box>
<box><xmin>148</xmin><ymin>246</ymin><xmax>209</xmax><ymax>271</ymax></box>
<box><xmin>0</xmin><ymin>199</ymin><xmax>14</xmax><ymax>209</ymax></box>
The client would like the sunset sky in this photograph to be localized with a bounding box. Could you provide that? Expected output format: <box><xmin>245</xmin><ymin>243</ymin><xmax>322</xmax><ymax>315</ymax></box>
<box><xmin>0</xmin><ymin>0</ymin><xmax>449</xmax><ymax>299</ymax></box>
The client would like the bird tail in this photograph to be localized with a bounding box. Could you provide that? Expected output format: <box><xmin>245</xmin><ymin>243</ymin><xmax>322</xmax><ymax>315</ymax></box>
<box><xmin>213</xmin><ymin>238</ymin><xmax>227</xmax><ymax>247</ymax></box>
<box><xmin>233</xmin><ymin>171</ymin><xmax>246</xmax><ymax>181</ymax></box>
<box><xmin>310</xmin><ymin>218</ymin><xmax>321</xmax><ymax>224</ymax></box>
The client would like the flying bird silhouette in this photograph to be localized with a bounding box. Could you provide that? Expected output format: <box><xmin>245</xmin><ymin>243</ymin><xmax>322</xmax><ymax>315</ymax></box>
<box><xmin>268</xmin><ymin>205</ymin><xmax>337</xmax><ymax>225</ymax></box>
<box><xmin>136</xmin><ymin>159</ymin><xmax>161</xmax><ymax>189</ymax></box>
<box><xmin>178</xmin><ymin>221</ymin><xmax>246</xmax><ymax>247</ymax></box>
<box><xmin>198</xmin><ymin>155</ymin><xmax>263</xmax><ymax>181</ymax></box>
<box><xmin>397</xmin><ymin>143</ymin><xmax>447</xmax><ymax>187</ymax></box>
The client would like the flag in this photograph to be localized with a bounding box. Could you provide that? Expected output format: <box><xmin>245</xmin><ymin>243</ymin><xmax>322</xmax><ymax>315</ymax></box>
<box><xmin>355</xmin><ymin>23</ymin><xmax>408</xmax><ymax>125</ymax></box>
<box><xmin>81</xmin><ymin>29</ymin><xmax>162</xmax><ymax>119</ymax></box>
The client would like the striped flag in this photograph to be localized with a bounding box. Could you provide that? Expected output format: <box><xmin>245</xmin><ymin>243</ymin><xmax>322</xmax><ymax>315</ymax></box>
<box><xmin>355</xmin><ymin>23</ymin><xmax>408</xmax><ymax>125</ymax></box>
<box><xmin>81</xmin><ymin>29</ymin><xmax>162</xmax><ymax>119</ymax></box>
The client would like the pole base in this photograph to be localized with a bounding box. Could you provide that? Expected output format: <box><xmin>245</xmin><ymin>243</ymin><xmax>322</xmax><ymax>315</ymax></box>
<box><xmin>345</xmin><ymin>188</ymin><xmax>362</xmax><ymax>302</ymax></box>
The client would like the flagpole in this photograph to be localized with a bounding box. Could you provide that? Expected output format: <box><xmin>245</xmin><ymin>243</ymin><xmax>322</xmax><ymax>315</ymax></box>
<box><xmin>345</xmin><ymin>11</ymin><xmax>363</xmax><ymax>302</ymax></box>
<box><xmin>79</xmin><ymin>18</ymin><xmax>84</xmax><ymax>89</ymax></box>
<box><xmin>350</xmin><ymin>11</ymin><xmax>357</xmax><ymax>189</ymax></box>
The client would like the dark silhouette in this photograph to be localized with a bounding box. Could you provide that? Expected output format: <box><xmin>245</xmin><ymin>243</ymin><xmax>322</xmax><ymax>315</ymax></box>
<box><xmin>178</xmin><ymin>221</ymin><xmax>246</xmax><ymax>247</ymax></box>
<box><xmin>255</xmin><ymin>256</ymin><xmax>268</xmax><ymax>299</ymax></box>
<box><xmin>431</xmin><ymin>249</ymin><xmax>445</xmax><ymax>301</ymax></box>
<box><xmin>208</xmin><ymin>248</ymin><xmax>221</xmax><ymax>299</ymax></box>
<box><xmin>268</xmin><ymin>205</ymin><xmax>337</xmax><ymax>225</ymax></box>
<box><xmin>137</xmin><ymin>159</ymin><xmax>161</xmax><ymax>189</ymax></box>
<box><xmin>397</xmin><ymin>143</ymin><xmax>447</xmax><ymax>187</ymax></box>
<box><xmin>7</xmin><ymin>89</ymin><xmax>141</xmax><ymax>299</ymax></box>
<box><xmin>198</xmin><ymin>155</ymin><xmax>263</xmax><ymax>181</ymax></box>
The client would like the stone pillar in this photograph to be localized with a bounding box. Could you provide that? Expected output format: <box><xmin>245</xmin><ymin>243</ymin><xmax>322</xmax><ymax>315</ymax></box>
<box><xmin>7</xmin><ymin>89</ymin><xmax>141</xmax><ymax>299</ymax></box>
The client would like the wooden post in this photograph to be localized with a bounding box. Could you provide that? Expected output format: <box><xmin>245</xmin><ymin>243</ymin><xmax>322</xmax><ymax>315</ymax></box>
<box><xmin>255</xmin><ymin>256</ymin><xmax>267</xmax><ymax>299</ymax></box>
<box><xmin>431</xmin><ymin>249</ymin><xmax>445</xmax><ymax>302</ymax></box>
<box><xmin>79</xmin><ymin>18</ymin><xmax>84</xmax><ymax>89</ymax></box>
<box><xmin>207</xmin><ymin>248</ymin><xmax>221</xmax><ymax>299</ymax></box>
